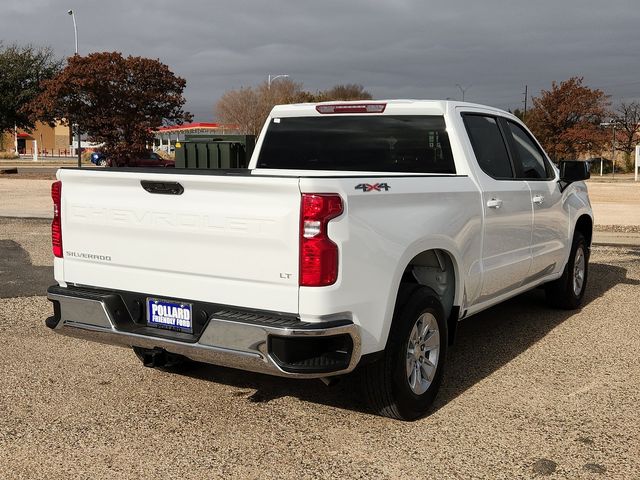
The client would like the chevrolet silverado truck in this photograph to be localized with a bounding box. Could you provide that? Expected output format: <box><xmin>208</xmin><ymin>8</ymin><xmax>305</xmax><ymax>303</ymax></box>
<box><xmin>45</xmin><ymin>100</ymin><xmax>592</xmax><ymax>420</ymax></box>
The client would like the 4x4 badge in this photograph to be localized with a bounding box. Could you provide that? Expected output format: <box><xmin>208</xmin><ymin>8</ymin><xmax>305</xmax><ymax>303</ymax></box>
<box><xmin>355</xmin><ymin>183</ymin><xmax>390</xmax><ymax>192</ymax></box>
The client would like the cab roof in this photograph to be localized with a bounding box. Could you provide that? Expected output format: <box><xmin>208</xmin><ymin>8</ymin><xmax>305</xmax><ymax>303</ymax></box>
<box><xmin>269</xmin><ymin>100</ymin><xmax>510</xmax><ymax>118</ymax></box>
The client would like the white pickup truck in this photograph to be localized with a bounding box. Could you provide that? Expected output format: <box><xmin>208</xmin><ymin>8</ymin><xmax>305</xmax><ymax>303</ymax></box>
<box><xmin>46</xmin><ymin>100</ymin><xmax>593</xmax><ymax>420</ymax></box>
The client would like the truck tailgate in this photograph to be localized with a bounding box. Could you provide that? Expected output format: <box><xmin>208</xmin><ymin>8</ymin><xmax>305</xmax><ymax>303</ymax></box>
<box><xmin>57</xmin><ymin>169</ymin><xmax>301</xmax><ymax>313</ymax></box>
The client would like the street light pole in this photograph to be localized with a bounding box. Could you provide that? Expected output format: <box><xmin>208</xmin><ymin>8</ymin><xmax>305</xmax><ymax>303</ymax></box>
<box><xmin>68</xmin><ymin>9</ymin><xmax>81</xmax><ymax>167</ymax></box>
<box><xmin>268</xmin><ymin>74</ymin><xmax>289</xmax><ymax>89</ymax></box>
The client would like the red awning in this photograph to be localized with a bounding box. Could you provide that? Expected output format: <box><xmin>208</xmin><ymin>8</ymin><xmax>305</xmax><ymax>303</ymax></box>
<box><xmin>155</xmin><ymin>122</ymin><xmax>220</xmax><ymax>133</ymax></box>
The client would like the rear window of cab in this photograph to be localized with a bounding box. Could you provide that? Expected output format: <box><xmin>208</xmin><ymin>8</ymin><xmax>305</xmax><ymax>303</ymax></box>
<box><xmin>256</xmin><ymin>115</ymin><xmax>456</xmax><ymax>174</ymax></box>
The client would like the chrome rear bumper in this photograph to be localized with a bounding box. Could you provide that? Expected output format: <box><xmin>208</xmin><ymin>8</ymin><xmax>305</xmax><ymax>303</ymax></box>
<box><xmin>46</xmin><ymin>286</ymin><xmax>361</xmax><ymax>379</ymax></box>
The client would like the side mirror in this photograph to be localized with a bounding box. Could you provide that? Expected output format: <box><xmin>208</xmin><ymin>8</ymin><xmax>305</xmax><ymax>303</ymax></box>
<box><xmin>559</xmin><ymin>160</ymin><xmax>590</xmax><ymax>183</ymax></box>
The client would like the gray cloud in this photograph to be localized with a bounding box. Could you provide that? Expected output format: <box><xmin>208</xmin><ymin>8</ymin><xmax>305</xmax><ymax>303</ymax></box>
<box><xmin>2</xmin><ymin>0</ymin><xmax>639</xmax><ymax>120</ymax></box>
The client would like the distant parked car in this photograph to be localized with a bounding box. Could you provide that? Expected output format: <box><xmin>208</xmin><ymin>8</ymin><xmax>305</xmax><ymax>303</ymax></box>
<box><xmin>90</xmin><ymin>151</ymin><xmax>108</xmax><ymax>166</ymax></box>
<box><xmin>91</xmin><ymin>151</ymin><xmax>174</xmax><ymax>168</ymax></box>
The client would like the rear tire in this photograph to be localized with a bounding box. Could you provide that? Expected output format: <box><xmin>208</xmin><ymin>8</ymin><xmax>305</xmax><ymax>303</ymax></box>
<box><xmin>360</xmin><ymin>286</ymin><xmax>447</xmax><ymax>420</ymax></box>
<box><xmin>545</xmin><ymin>231</ymin><xmax>589</xmax><ymax>309</ymax></box>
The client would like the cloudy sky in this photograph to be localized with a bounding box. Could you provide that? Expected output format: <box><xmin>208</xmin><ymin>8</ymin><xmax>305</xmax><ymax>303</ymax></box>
<box><xmin>2</xmin><ymin>0</ymin><xmax>639</xmax><ymax>121</ymax></box>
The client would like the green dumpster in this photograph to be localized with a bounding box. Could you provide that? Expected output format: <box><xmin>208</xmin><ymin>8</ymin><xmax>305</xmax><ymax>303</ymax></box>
<box><xmin>174</xmin><ymin>135</ymin><xmax>255</xmax><ymax>169</ymax></box>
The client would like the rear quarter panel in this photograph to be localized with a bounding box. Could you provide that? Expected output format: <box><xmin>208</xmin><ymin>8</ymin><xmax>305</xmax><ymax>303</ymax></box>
<box><xmin>298</xmin><ymin>175</ymin><xmax>482</xmax><ymax>354</ymax></box>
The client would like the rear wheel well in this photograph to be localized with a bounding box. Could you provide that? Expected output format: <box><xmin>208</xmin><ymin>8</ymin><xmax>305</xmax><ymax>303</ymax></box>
<box><xmin>575</xmin><ymin>215</ymin><xmax>593</xmax><ymax>247</ymax></box>
<box><xmin>398</xmin><ymin>249</ymin><xmax>458</xmax><ymax>345</ymax></box>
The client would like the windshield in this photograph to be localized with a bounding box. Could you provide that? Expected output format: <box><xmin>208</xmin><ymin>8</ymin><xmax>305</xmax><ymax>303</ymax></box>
<box><xmin>256</xmin><ymin>115</ymin><xmax>456</xmax><ymax>173</ymax></box>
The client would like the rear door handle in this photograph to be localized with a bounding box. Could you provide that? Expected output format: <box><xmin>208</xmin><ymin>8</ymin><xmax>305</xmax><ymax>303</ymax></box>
<box><xmin>532</xmin><ymin>194</ymin><xmax>545</xmax><ymax>205</ymax></box>
<box><xmin>486</xmin><ymin>198</ymin><xmax>503</xmax><ymax>209</ymax></box>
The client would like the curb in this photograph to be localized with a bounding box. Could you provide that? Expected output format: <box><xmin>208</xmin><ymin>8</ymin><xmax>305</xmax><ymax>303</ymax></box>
<box><xmin>592</xmin><ymin>231</ymin><xmax>640</xmax><ymax>248</ymax></box>
<box><xmin>0</xmin><ymin>215</ymin><xmax>52</xmax><ymax>220</ymax></box>
<box><xmin>592</xmin><ymin>240</ymin><xmax>640</xmax><ymax>248</ymax></box>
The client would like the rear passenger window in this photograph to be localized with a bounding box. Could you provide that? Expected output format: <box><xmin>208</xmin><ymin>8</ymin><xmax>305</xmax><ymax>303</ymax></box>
<box><xmin>462</xmin><ymin>115</ymin><xmax>513</xmax><ymax>179</ymax></box>
<box><xmin>506</xmin><ymin>121</ymin><xmax>551</xmax><ymax>179</ymax></box>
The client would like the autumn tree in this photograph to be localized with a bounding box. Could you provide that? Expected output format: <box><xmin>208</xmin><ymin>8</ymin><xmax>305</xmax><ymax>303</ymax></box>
<box><xmin>611</xmin><ymin>101</ymin><xmax>640</xmax><ymax>171</ymax></box>
<box><xmin>215</xmin><ymin>81</ymin><xmax>373</xmax><ymax>136</ymax></box>
<box><xmin>0</xmin><ymin>43</ymin><xmax>62</xmax><ymax>140</ymax></box>
<box><xmin>29</xmin><ymin>52</ymin><xmax>191</xmax><ymax>160</ymax></box>
<box><xmin>526</xmin><ymin>77</ymin><xmax>610</xmax><ymax>161</ymax></box>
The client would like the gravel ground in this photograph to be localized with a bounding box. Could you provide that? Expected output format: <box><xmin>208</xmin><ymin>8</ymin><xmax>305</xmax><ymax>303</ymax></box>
<box><xmin>1</xmin><ymin>221</ymin><xmax>639</xmax><ymax>478</ymax></box>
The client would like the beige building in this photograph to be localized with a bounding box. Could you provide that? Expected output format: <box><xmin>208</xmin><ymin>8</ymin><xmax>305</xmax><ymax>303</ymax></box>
<box><xmin>1</xmin><ymin>121</ymin><xmax>71</xmax><ymax>155</ymax></box>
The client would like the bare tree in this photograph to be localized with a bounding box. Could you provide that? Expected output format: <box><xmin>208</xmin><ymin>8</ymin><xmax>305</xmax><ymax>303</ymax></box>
<box><xmin>215</xmin><ymin>86</ymin><xmax>262</xmax><ymax>136</ymax></box>
<box><xmin>317</xmin><ymin>83</ymin><xmax>372</xmax><ymax>101</ymax></box>
<box><xmin>612</xmin><ymin>101</ymin><xmax>640</xmax><ymax>171</ymax></box>
<box><xmin>215</xmin><ymin>79</ymin><xmax>308</xmax><ymax>136</ymax></box>
<box><xmin>215</xmin><ymin>81</ymin><xmax>373</xmax><ymax>135</ymax></box>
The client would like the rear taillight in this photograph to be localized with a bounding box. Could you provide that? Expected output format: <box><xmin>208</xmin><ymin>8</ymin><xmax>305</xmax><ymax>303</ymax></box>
<box><xmin>300</xmin><ymin>194</ymin><xmax>343</xmax><ymax>287</ymax></box>
<box><xmin>51</xmin><ymin>181</ymin><xmax>62</xmax><ymax>258</ymax></box>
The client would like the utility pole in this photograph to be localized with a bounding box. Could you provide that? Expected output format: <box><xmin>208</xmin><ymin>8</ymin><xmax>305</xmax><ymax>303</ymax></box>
<box><xmin>456</xmin><ymin>84</ymin><xmax>471</xmax><ymax>102</ymax></box>
<box><xmin>522</xmin><ymin>85</ymin><xmax>528</xmax><ymax>121</ymax></box>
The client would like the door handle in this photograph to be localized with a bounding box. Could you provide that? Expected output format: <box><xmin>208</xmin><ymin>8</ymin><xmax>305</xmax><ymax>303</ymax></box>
<box><xmin>486</xmin><ymin>198</ymin><xmax>503</xmax><ymax>209</ymax></box>
<box><xmin>140</xmin><ymin>180</ymin><xmax>184</xmax><ymax>195</ymax></box>
<box><xmin>532</xmin><ymin>194</ymin><xmax>545</xmax><ymax>205</ymax></box>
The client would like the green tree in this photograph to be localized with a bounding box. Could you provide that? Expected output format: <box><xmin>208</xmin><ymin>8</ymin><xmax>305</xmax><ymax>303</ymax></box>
<box><xmin>0</xmin><ymin>43</ymin><xmax>62</xmax><ymax>139</ymax></box>
<box><xmin>510</xmin><ymin>108</ymin><xmax>525</xmax><ymax>122</ymax></box>
<box><xmin>527</xmin><ymin>77</ymin><xmax>610</xmax><ymax>161</ymax></box>
<box><xmin>29</xmin><ymin>52</ymin><xmax>191</xmax><ymax>160</ymax></box>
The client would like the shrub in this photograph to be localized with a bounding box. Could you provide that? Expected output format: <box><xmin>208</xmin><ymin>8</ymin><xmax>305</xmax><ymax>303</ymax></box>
<box><xmin>82</xmin><ymin>151</ymin><xmax>94</xmax><ymax>163</ymax></box>
<box><xmin>155</xmin><ymin>149</ymin><xmax>174</xmax><ymax>160</ymax></box>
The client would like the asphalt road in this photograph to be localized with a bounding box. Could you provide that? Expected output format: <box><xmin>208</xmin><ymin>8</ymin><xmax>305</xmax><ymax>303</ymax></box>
<box><xmin>1</xmin><ymin>217</ymin><xmax>639</xmax><ymax>478</ymax></box>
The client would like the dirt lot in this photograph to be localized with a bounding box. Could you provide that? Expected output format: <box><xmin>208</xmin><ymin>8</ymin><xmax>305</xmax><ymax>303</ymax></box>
<box><xmin>587</xmin><ymin>181</ymin><xmax>640</xmax><ymax>227</ymax></box>
<box><xmin>1</xmin><ymin>218</ymin><xmax>639</xmax><ymax>479</ymax></box>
